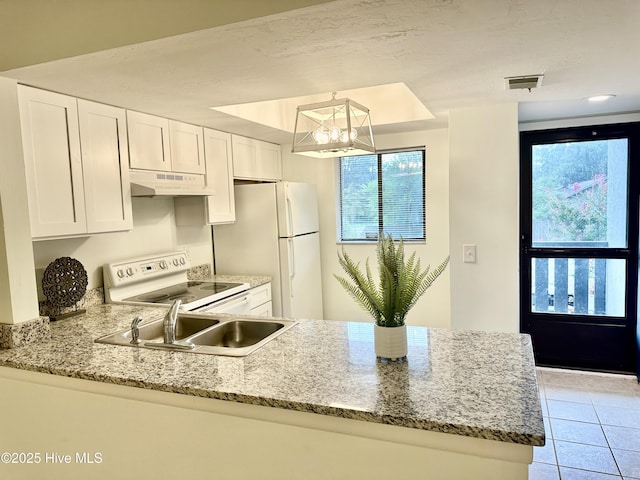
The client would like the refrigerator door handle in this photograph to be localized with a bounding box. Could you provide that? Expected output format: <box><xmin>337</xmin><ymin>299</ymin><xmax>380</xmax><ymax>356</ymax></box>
<box><xmin>288</xmin><ymin>238</ymin><xmax>295</xmax><ymax>298</ymax></box>
<box><xmin>286</xmin><ymin>190</ymin><xmax>295</xmax><ymax>236</ymax></box>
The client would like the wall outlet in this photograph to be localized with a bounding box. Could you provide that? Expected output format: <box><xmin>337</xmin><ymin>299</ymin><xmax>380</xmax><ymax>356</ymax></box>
<box><xmin>463</xmin><ymin>244</ymin><xmax>476</xmax><ymax>263</ymax></box>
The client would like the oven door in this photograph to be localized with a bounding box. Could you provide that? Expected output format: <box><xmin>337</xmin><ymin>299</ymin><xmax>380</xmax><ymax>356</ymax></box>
<box><xmin>195</xmin><ymin>291</ymin><xmax>251</xmax><ymax>315</ymax></box>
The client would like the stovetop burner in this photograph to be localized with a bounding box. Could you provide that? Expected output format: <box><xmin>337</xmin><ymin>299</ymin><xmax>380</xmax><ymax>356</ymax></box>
<box><xmin>123</xmin><ymin>281</ymin><xmax>246</xmax><ymax>308</ymax></box>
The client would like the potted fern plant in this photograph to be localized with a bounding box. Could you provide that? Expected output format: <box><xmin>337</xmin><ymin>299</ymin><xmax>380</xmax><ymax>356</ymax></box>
<box><xmin>335</xmin><ymin>234</ymin><xmax>449</xmax><ymax>361</ymax></box>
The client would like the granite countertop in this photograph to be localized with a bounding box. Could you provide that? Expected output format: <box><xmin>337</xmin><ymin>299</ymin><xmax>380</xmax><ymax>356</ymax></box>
<box><xmin>0</xmin><ymin>304</ymin><xmax>544</xmax><ymax>446</ymax></box>
<box><xmin>210</xmin><ymin>274</ymin><xmax>271</xmax><ymax>288</ymax></box>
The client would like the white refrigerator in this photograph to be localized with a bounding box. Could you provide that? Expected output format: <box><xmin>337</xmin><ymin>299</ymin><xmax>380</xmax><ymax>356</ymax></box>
<box><xmin>213</xmin><ymin>181</ymin><xmax>323</xmax><ymax>319</ymax></box>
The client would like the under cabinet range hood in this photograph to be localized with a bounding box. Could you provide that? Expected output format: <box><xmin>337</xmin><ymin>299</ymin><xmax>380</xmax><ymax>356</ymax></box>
<box><xmin>129</xmin><ymin>169</ymin><xmax>214</xmax><ymax>196</ymax></box>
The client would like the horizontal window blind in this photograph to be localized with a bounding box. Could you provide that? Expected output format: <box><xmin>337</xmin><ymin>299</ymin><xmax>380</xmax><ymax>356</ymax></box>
<box><xmin>339</xmin><ymin>149</ymin><xmax>425</xmax><ymax>242</ymax></box>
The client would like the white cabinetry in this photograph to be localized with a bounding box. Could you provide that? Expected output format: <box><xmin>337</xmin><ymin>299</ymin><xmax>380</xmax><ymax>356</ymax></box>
<box><xmin>78</xmin><ymin>100</ymin><xmax>132</xmax><ymax>233</ymax></box>
<box><xmin>169</xmin><ymin>120</ymin><xmax>205</xmax><ymax>174</ymax></box>
<box><xmin>18</xmin><ymin>86</ymin><xmax>86</xmax><ymax>238</ymax></box>
<box><xmin>203</xmin><ymin>128</ymin><xmax>235</xmax><ymax>223</ymax></box>
<box><xmin>126</xmin><ymin>110</ymin><xmax>171</xmax><ymax>172</ymax></box>
<box><xmin>249</xmin><ymin>283</ymin><xmax>272</xmax><ymax>316</ymax></box>
<box><xmin>174</xmin><ymin>128</ymin><xmax>236</xmax><ymax>225</ymax></box>
<box><xmin>127</xmin><ymin>111</ymin><xmax>205</xmax><ymax>175</ymax></box>
<box><xmin>231</xmin><ymin>135</ymin><xmax>281</xmax><ymax>181</ymax></box>
<box><xmin>18</xmin><ymin>86</ymin><xmax>132</xmax><ymax>239</ymax></box>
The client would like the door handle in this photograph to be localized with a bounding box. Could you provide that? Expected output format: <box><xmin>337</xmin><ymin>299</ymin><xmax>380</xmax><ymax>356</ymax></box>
<box><xmin>286</xmin><ymin>193</ymin><xmax>295</xmax><ymax>235</ymax></box>
<box><xmin>288</xmin><ymin>238</ymin><xmax>295</xmax><ymax>298</ymax></box>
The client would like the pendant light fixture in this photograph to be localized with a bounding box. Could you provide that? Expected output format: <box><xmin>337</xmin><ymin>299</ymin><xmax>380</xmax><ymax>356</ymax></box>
<box><xmin>292</xmin><ymin>92</ymin><xmax>375</xmax><ymax>158</ymax></box>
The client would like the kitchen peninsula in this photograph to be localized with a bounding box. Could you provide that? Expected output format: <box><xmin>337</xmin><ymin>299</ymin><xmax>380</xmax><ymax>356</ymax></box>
<box><xmin>0</xmin><ymin>303</ymin><xmax>544</xmax><ymax>480</ymax></box>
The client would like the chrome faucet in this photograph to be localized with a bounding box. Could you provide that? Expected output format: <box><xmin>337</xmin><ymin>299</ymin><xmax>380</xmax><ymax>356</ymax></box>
<box><xmin>130</xmin><ymin>316</ymin><xmax>144</xmax><ymax>345</ymax></box>
<box><xmin>163</xmin><ymin>299</ymin><xmax>182</xmax><ymax>344</ymax></box>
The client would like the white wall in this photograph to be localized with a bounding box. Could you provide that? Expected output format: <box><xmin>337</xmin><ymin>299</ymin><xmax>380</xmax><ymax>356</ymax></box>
<box><xmin>282</xmin><ymin>129</ymin><xmax>451</xmax><ymax>328</ymax></box>
<box><xmin>519</xmin><ymin>112</ymin><xmax>640</xmax><ymax>131</ymax></box>
<box><xmin>448</xmin><ymin>104</ymin><xmax>520</xmax><ymax>333</ymax></box>
<box><xmin>0</xmin><ymin>77</ymin><xmax>40</xmax><ymax>324</ymax></box>
<box><xmin>32</xmin><ymin>197</ymin><xmax>213</xmax><ymax>298</ymax></box>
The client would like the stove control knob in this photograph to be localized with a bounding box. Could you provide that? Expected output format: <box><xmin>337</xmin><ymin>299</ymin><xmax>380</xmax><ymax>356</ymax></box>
<box><xmin>179</xmin><ymin>257</ymin><xmax>186</xmax><ymax>265</ymax></box>
<box><xmin>159</xmin><ymin>261</ymin><xmax>167</xmax><ymax>270</ymax></box>
<box><xmin>117</xmin><ymin>269</ymin><xmax>125</xmax><ymax>279</ymax></box>
<box><xmin>126</xmin><ymin>267</ymin><xmax>134</xmax><ymax>277</ymax></box>
<box><xmin>173</xmin><ymin>258</ymin><xmax>179</xmax><ymax>266</ymax></box>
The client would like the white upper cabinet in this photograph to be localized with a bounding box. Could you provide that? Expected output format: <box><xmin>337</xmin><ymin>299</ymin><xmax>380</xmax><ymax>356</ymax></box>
<box><xmin>169</xmin><ymin>120</ymin><xmax>205</xmax><ymax>174</ymax></box>
<box><xmin>257</xmin><ymin>141</ymin><xmax>282</xmax><ymax>181</ymax></box>
<box><xmin>126</xmin><ymin>110</ymin><xmax>171</xmax><ymax>172</ymax></box>
<box><xmin>231</xmin><ymin>135</ymin><xmax>282</xmax><ymax>181</ymax></box>
<box><xmin>18</xmin><ymin>86</ymin><xmax>87</xmax><ymax>238</ymax></box>
<box><xmin>174</xmin><ymin>128</ymin><xmax>235</xmax><ymax>225</ymax></box>
<box><xmin>127</xmin><ymin>112</ymin><xmax>206</xmax><ymax>175</ymax></box>
<box><xmin>203</xmin><ymin>128</ymin><xmax>235</xmax><ymax>223</ymax></box>
<box><xmin>78</xmin><ymin>99</ymin><xmax>132</xmax><ymax>233</ymax></box>
<box><xmin>18</xmin><ymin>86</ymin><xmax>132</xmax><ymax>239</ymax></box>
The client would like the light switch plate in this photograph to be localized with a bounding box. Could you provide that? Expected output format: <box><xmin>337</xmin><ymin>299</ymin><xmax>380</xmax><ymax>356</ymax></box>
<box><xmin>463</xmin><ymin>244</ymin><xmax>476</xmax><ymax>263</ymax></box>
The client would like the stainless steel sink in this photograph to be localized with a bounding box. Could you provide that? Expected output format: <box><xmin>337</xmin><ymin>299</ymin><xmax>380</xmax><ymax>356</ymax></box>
<box><xmin>96</xmin><ymin>314</ymin><xmax>220</xmax><ymax>345</ymax></box>
<box><xmin>95</xmin><ymin>313</ymin><xmax>296</xmax><ymax>357</ymax></box>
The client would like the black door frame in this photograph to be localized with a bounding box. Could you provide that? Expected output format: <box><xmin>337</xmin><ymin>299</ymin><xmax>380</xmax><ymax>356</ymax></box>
<box><xmin>519</xmin><ymin>122</ymin><xmax>640</xmax><ymax>375</ymax></box>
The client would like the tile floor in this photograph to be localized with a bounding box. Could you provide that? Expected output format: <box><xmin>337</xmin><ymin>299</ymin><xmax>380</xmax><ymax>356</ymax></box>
<box><xmin>531</xmin><ymin>367</ymin><xmax>640</xmax><ymax>479</ymax></box>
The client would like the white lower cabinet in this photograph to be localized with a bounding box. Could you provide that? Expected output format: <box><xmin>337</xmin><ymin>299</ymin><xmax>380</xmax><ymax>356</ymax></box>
<box><xmin>18</xmin><ymin>85</ymin><xmax>132</xmax><ymax>239</ymax></box>
<box><xmin>174</xmin><ymin>128</ymin><xmax>236</xmax><ymax>225</ymax></box>
<box><xmin>231</xmin><ymin>135</ymin><xmax>282</xmax><ymax>181</ymax></box>
<box><xmin>249</xmin><ymin>283</ymin><xmax>272</xmax><ymax>316</ymax></box>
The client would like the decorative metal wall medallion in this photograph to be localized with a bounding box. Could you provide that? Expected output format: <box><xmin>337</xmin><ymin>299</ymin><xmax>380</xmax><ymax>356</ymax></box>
<box><xmin>42</xmin><ymin>257</ymin><xmax>88</xmax><ymax>321</ymax></box>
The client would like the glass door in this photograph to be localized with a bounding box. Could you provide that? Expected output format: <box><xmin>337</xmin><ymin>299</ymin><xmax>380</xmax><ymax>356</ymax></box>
<box><xmin>520</xmin><ymin>123</ymin><xmax>640</xmax><ymax>374</ymax></box>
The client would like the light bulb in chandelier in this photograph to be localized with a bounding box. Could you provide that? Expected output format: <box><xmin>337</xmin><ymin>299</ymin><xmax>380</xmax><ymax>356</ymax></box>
<box><xmin>339</xmin><ymin>128</ymin><xmax>358</xmax><ymax>143</ymax></box>
<box><xmin>312</xmin><ymin>127</ymin><xmax>330</xmax><ymax>145</ymax></box>
<box><xmin>312</xmin><ymin>125</ymin><xmax>359</xmax><ymax>145</ymax></box>
<box><xmin>329</xmin><ymin>127</ymin><xmax>343</xmax><ymax>142</ymax></box>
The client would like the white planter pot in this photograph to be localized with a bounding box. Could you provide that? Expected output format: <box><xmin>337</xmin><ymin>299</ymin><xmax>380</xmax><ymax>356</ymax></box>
<box><xmin>374</xmin><ymin>324</ymin><xmax>407</xmax><ymax>361</ymax></box>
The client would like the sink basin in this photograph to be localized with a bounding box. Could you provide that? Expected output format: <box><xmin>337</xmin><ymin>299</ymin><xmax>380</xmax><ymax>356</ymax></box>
<box><xmin>95</xmin><ymin>314</ymin><xmax>219</xmax><ymax>346</ymax></box>
<box><xmin>190</xmin><ymin>320</ymin><xmax>284</xmax><ymax>347</ymax></box>
<box><xmin>95</xmin><ymin>313</ymin><xmax>296</xmax><ymax>357</ymax></box>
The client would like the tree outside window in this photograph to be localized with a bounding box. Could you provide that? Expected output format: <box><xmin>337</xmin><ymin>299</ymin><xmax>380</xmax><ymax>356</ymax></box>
<box><xmin>531</xmin><ymin>140</ymin><xmax>625</xmax><ymax>246</ymax></box>
<box><xmin>339</xmin><ymin>150</ymin><xmax>425</xmax><ymax>242</ymax></box>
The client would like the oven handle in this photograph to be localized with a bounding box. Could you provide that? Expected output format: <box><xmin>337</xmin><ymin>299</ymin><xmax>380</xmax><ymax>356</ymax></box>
<box><xmin>196</xmin><ymin>291</ymin><xmax>251</xmax><ymax>315</ymax></box>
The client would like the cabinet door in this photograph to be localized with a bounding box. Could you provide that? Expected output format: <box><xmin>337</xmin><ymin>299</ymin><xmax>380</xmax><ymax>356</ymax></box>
<box><xmin>257</xmin><ymin>141</ymin><xmax>282</xmax><ymax>181</ymax></box>
<box><xmin>231</xmin><ymin>135</ymin><xmax>282</xmax><ymax>181</ymax></box>
<box><xmin>251</xmin><ymin>302</ymin><xmax>273</xmax><ymax>317</ymax></box>
<box><xmin>78</xmin><ymin>100</ymin><xmax>132</xmax><ymax>233</ymax></box>
<box><xmin>126</xmin><ymin>110</ymin><xmax>171</xmax><ymax>171</ymax></box>
<box><xmin>203</xmin><ymin>128</ymin><xmax>235</xmax><ymax>223</ymax></box>
<box><xmin>248</xmin><ymin>283</ymin><xmax>272</xmax><ymax>309</ymax></box>
<box><xmin>169</xmin><ymin>120</ymin><xmax>205</xmax><ymax>174</ymax></box>
<box><xmin>231</xmin><ymin>135</ymin><xmax>257</xmax><ymax>179</ymax></box>
<box><xmin>18</xmin><ymin>86</ymin><xmax>87</xmax><ymax>238</ymax></box>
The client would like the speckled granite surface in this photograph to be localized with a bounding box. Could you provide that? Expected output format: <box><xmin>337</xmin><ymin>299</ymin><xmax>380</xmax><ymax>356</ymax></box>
<box><xmin>0</xmin><ymin>303</ymin><xmax>544</xmax><ymax>446</ymax></box>
<box><xmin>186</xmin><ymin>264</ymin><xmax>212</xmax><ymax>281</ymax></box>
<box><xmin>210</xmin><ymin>274</ymin><xmax>271</xmax><ymax>288</ymax></box>
<box><xmin>186</xmin><ymin>264</ymin><xmax>271</xmax><ymax>288</ymax></box>
<box><xmin>0</xmin><ymin>316</ymin><xmax>50</xmax><ymax>349</ymax></box>
<box><xmin>39</xmin><ymin>286</ymin><xmax>104</xmax><ymax>318</ymax></box>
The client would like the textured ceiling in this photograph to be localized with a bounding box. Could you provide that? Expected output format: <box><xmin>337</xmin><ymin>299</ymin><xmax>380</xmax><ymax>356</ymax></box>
<box><xmin>2</xmin><ymin>0</ymin><xmax>640</xmax><ymax>143</ymax></box>
<box><xmin>0</xmin><ymin>0</ymin><xmax>333</xmax><ymax>70</ymax></box>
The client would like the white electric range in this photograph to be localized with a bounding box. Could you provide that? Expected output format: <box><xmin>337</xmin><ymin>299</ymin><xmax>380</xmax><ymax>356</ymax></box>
<box><xmin>103</xmin><ymin>251</ymin><xmax>250</xmax><ymax>315</ymax></box>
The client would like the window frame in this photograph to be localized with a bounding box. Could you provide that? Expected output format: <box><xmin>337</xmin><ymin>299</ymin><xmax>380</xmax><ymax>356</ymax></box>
<box><xmin>519</xmin><ymin>122</ymin><xmax>640</xmax><ymax>373</ymax></box>
<box><xmin>336</xmin><ymin>147</ymin><xmax>426</xmax><ymax>244</ymax></box>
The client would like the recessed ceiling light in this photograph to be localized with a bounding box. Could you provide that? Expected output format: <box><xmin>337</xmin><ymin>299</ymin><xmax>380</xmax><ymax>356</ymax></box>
<box><xmin>586</xmin><ymin>94</ymin><xmax>616</xmax><ymax>102</ymax></box>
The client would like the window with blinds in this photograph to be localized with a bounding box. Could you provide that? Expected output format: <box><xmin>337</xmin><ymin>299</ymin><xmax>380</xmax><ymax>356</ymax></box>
<box><xmin>338</xmin><ymin>149</ymin><xmax>425</xmax><ymax>242</ymax></box>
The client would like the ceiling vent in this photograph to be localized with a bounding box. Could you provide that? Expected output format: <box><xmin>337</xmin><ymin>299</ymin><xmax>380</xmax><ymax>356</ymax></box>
<box><xmin>504</xmin><ymin>74</ymin><xmax>544</xmax><ymax>91</ymax></box>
